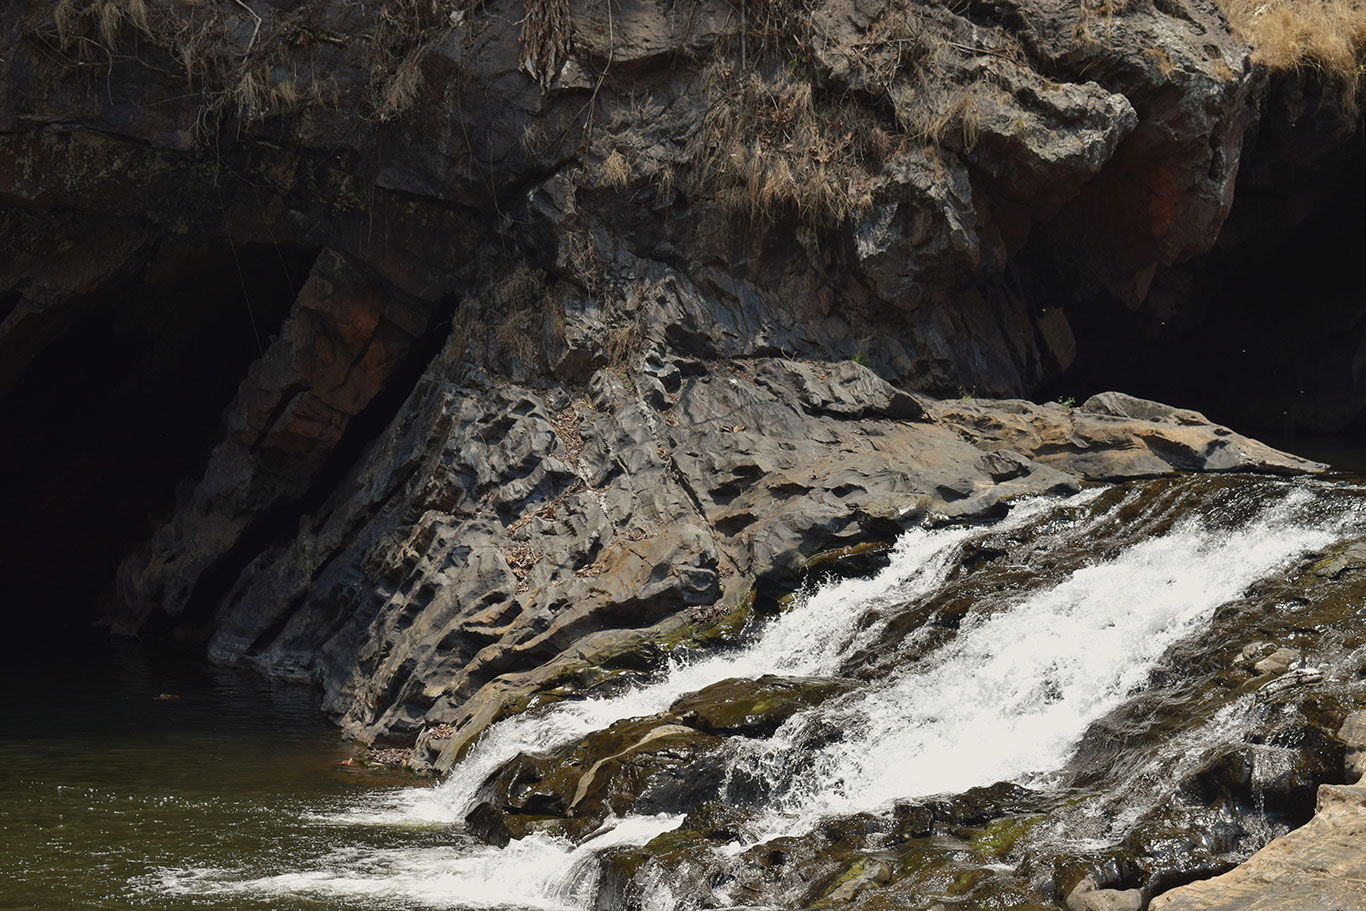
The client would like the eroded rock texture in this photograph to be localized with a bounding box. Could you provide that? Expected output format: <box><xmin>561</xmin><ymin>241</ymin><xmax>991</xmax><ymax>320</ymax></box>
<box><xmin>186</xmin><ymin>342</ymin><xmax>1316</xmax><ymax>765</ymax></box>
<box><xmin>1149</xmin><ymin>782</ymin><xmax>1366</xmax><ymax>911</ymax></box>
<box><xmin>0</xmin><ymin>0</ymin><xmax>1347</xmax><ymax>746</ymax></box>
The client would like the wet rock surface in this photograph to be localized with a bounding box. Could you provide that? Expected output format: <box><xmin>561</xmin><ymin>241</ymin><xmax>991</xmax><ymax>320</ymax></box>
<box><xmin>449</xmin><ymin>475</ymin><xmax>1366</xmax><ymax>911</ymax></box>
<box><xmin>1142</xmin><ymin>708</ymin><xmax>1366</xmax><ymax>910</ymax></box>
<box><xmin>1148</xmin><ymin>782</ymin><xmax>1366</xmax><ymax>911</ymax></box>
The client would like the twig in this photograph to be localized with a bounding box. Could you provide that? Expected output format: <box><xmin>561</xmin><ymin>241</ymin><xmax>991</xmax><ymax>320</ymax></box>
<box><xmin>230</xmin><ymin>0</ymin><xmax>262</xmax><ymax>54</ymax></box>
<box><xmin>945</xmin><ymin>40</ymin><xmax>1018</xmax><ymax>62</ymax></box>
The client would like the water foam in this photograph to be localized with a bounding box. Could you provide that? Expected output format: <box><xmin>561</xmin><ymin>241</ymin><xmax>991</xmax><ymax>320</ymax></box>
<box><xmin>340</xmin><ymin>491</ymin><xmax>1093</xmax><ymax>828</ymax></box>
<box><xmin>736</xmin><ymin>485</ymin><xmax>1343</xmax><ymax>837</ymax></box>
<box><xmin>144</xmin><ymin>813</ymin><xmax>684</xmax><ymax>910</ymax></box>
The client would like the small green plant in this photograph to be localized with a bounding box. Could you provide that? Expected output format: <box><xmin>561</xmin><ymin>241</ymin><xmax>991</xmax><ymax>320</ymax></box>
<box><xmin>1056</xmin><ymin>395</ymin><xmax>1077</xmax><ymax>408</ymax></box>
<box><xmin>850</xmin><ymin>349</ymin><xmax>873</xmax><ymax>367</ymax></box>
<box><xmin>957</xmin><ymin>386</ymin><xmax>975</xmax><ymax>401</ymax></box>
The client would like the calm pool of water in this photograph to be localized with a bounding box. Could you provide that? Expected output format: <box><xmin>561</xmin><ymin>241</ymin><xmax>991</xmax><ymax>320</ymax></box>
<box><xmin>0</xmin><ymin>638</ymin><xmax>451</xmax><ymax>911</ymax></box>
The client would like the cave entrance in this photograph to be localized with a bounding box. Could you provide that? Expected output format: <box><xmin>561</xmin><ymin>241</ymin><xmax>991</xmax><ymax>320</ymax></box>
<box><xmin>1034</xmin><ymin>89</ymin><xmax>1366</xmax><ymax>453</ymax></box>
<box><xmin>0</xmin><ymin>240</ymin><xmax>317</xmax><ymax>646</ymax></box>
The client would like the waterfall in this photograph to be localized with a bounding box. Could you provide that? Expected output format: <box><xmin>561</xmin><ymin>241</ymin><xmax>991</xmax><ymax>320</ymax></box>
<box><xmin>731</xmin><ymin>485</ymin><xmax>1339</xmax><ymax>841</ymax></box>
<box><xmin>334</xmin><ymin>489</ymin><xmax>1102</xmax><ymax>828</ymax></box>
<box><xmin>146</xmin><ymin>478</ymin><xmax>1358</xmax><ymax>910</ymax></box>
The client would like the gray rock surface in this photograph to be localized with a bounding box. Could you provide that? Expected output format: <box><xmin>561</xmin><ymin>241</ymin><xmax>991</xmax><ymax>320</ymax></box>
<box><xmin>1149</xmin><ymin>782</ymin><xmax>1366</xmax><ymax>911</ymax></box>
<box><xmin>0</xmin><ymin>3</ymin><xmax>1359</xmax><ymax>906</ymax></box>
<box><xmin>1068</xmin><ymin>880</ymin><xmax>1144</xmax><ymax>911</ymax></box>
<box><xmin>0</xmin><ymin>0</ymin><xmax>1335</xmax><ymax>778</ymax></box>
<box><xmin>1342</xmin><ymin>712</ymin><xmax>1366</xmax><ymax>783</ymax></box>
<box><xmin>174</xmin><ymin>324</ymin><xmax>1318</xmax><ymax>760</ymax></box>
<box><xmin>1254</xmin><ymin>648</ymin><xmax>1303</xmax><ymax>677</ymax></box>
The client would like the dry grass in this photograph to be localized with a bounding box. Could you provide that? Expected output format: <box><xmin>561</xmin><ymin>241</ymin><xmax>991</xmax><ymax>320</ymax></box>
<box><xmin>521</xmin><ymin>120</ymin><xmax>550</xmax><ymax>154</ymax></box>
<box><xmin>549</xmin><ymin>406</ymin><xmax>585</xmax><ymax>464</ymax></box>
<box><xmin>897</xmin><ymin>79</ymin><xmax>986</xmax><ymax>153</ymax></box>
<box><xmin>689</xmin><ymin>65</ymin><xmax>879</xmax><ymax>224</ymax></box>
<box><xmin>520</xmin><ymin>0</ymin><xmax>571</xmax><ymax>87</ymax></box>
<box><xmin>684</xmin><ymin>1</ymin><xmax>1004</xmax><ymax>225</ymax></box>
<box><xmin>1072</xmin><ymin>0</ymin><xmax>1131</xmax><ymax>48</ymax></box>
<box><xmin>40</xmin><ymin>0</ymin><xmax>476</xmax><ymax>127</ymax></box>
<box><xmin>490</xmin><ymin>264</ymin><xmax>549</xmax><ymax>371</ymax></box>
<box><xmin>563</xmin><ymin>229</ymin><xmax>606</xmax><ymax>297</ymax></box>
<box><xmin>493</xmin><ymin>309</ymin><xmax>538</xmax><ymax>369</ymax></box>
<box><xmin>605</xmin><ymin>319</ymin><xmax>639</xmax><ymax>367</ymax></box>
<box><xmin>601</xmin><ymin>149</ymin><xmax>631</xmax><ymax>188</ymax></box>
<box><xmin>47</xmin><ymin>0</ymin><xmax>342</xmax><ymax>124</ymax></box>
<box><xmin>1220</xmin><ymin>0</ymin><xmax>1366</xmax><ymax>89</ymax></box>
<box><xmin>375</xmin><ymin>47</ymin><xmax>428</xmax><ymax>121</ymax></box>
<box><xmin>492</xmin><ymin>263</ymin><xmax>545</xmax><ymax>311</ymax></box>
<box><xmin>503</xmin><ymin>543</ymin><xmax>542</xmax><ymax>579</ymax></box>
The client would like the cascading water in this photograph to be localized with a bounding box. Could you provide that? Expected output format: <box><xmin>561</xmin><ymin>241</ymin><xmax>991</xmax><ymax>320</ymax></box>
<box><xmin>730</xmin><ymin>485</ymin><xmax>1342</xmax><ymax>838</ymax></box>
<box><xmin>145</xmin><ymin>476</ymin><xmax>1366</xmax><ymax>910</ymax></box>
<box><xmin>324</xmin><ymin>490</ymin><xmax>1100</xmax><ymax>837</ymax></box>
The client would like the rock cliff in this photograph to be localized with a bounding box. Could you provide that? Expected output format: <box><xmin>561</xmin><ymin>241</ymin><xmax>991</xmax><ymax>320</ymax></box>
<box><xmin>2</xmin><ymin>0</ymin><xmax>1346</xmax><ymax>711</ymax></box>
<box><xmin>3</xmin><ymin>1</ymin><xmax>1366</xmax><ymax>905</ymax></box>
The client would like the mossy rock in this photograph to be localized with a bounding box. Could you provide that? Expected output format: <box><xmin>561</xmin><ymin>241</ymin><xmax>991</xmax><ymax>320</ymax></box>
<box><xmin>808</xmin><ymin>857</ymin><xmax>894</xmax><ymax>907</ymax></box>
<box><xmin>1307</xmin><ymin>540</ymin><xmax>1366</xmax><ymax>580</ymax></box>
<box><xmin>967</xmin><ymin>813</ymin><xmax>1046</xmax><ymax>861</ymax></box>
<box><xmin>670</xmin><ymin>674</ymin><xmax>857</xmax><ymax>737</ymax></box>
<box><xmin>471</xmin><ymin>716</ymin><xmax>726</xmax><ymax>841</ymax></box>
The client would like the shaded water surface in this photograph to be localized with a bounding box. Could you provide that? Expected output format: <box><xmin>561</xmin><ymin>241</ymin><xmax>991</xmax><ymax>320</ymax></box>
<box><xmin>0</xmin><ymin>641</ymin><xmax>439</xmax><ymax>911</ymax></box>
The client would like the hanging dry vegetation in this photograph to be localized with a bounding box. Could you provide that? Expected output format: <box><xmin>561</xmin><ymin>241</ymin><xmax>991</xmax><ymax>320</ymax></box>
<box><xmin>683</xmin><ymin>0</ymin><xmax>997</xmax><ymax>226</ymax></box>
<box><xmin>688</xmin><ymin>66</ymin><xmax>881</xmax><ymax>224</ymax></box>
<box><xmin>1218</xmin><ymin>0</ymin><xmax>1366</xmax><ymax>91</ymax></box>
<box><xmin>36</xmin><ymin>0</ymin><xmax>482</xmax><ymax>127</ymax></box>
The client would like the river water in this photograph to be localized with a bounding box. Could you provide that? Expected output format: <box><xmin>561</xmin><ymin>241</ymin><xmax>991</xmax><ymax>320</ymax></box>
<box><xmin>6</xmin><ymin>474</ymin><xmax>1364</xmax><ymax>910</ymax></box>
<box><xmin>0</xmin><ymin>642</ymin><xmax>441</xmax><ymax>911</ymax></box>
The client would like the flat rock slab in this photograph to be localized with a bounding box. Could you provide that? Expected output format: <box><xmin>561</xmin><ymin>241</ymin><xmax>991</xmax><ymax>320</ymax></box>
<box><xmin>1149</xmin><ymin>782</ymin><xmax>1366</xmax><ymax>911</ymax></box>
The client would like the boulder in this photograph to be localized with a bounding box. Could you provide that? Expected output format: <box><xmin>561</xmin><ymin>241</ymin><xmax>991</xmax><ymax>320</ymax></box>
<box><xmin>1149</xmin><ymin>782</ymin><xmax>1366</xmax><ymax>911</ymax></box>
<box><xmin>1068</xmin><ymin>877</ymin><xmax>1144</xmax><ymax>911</ymax></box>
<box><xmin>1254</xmin><ymin>648</ymin><xmax>1302</xmax><ymax>676</ymax></box>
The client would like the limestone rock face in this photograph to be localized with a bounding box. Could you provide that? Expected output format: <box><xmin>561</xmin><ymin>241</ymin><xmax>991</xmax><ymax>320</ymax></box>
<box><xmin>1149</xmin><ymin>782</ymin><xmax>1366</xmax><ymax>911</ymax></box>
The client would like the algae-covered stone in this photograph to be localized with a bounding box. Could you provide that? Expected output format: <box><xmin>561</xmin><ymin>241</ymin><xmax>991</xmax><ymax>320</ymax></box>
<box><xmin>815</xmin><ymin>858</ymin><xmax>893</xmax><ymax>905</ymax></box>
<box><xmin>669</xmin><ymin>675</ymin><xmax>856</xmax><ymax>737</ymax></box>
<box><xmin>968</xmin><ymin>814</ymin><xmax>1046</xmax><ymax>861</ymax></box>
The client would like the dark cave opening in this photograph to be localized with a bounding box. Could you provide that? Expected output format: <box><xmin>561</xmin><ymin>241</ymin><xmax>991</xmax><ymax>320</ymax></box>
<box><xmin>1034</xmin><ymin>84</ymin><xmax>1366</xmax><ymax>453</ymax></box>
<box><xmin>0</xmin><ymin>240</ymin><xmax>318</xmax><ymax>645</ymax></box>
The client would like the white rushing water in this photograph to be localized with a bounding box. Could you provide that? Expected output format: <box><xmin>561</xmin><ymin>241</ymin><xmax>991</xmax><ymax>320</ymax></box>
<box><xmin>144</xmin><ymin>813</ymin><xmax>684</xmax><ymax>911</ymax></box>
<box><xmin>338</xmin><ymin>490</ymin><xmax>1096</xmax><ymax>828</ymax></box>
<box><xmin>736</xmin><ymin>485</ymin><xmax>1342</xmax><ymax>839</ymax></box>
<box><xmin>150</xmin><ymin>480</ymin><xmax>1356</xmax><ymax>909</ymax></box>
